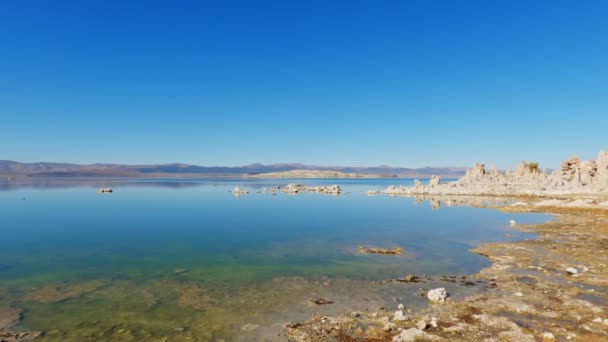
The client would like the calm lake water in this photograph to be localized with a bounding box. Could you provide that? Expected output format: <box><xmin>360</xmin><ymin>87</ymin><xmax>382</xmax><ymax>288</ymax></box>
<box><xmin>0</xmin><ymin>178</ymin><xmax>548</xmax><ymax>341</ymax></box>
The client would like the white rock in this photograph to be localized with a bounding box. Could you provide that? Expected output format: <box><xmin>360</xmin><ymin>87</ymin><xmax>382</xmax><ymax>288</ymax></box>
<box><xmin>383</xmin><ymin>321</ymin><xmax>396</xmax><ymax>331</ymax></box>
<box><xmin>427</xmin><ymin>288</ymin><xmax>448</xmax><ymax>303</ymax></box>
<box><xmin>566</xmin><ymin>267</ymin><xmax>578</xmax><ymax>275</ymax></box>
<box><xmin>416</xmin><ymin>320</ymin><xmax>427</xmax><ymax>330</ymax></box>
<box><xmin>232</xmin><ymin>186</ymin><xmax>248</xmax><ymax>194</ymax></box>
<box><xmin>430</xmin><ymin>317</ymin><xmax>438</xmax><ymax>328</ymax></box>
<box><xmin>509</xmin><ymin>220</ymin><xmax>517</xmax><ymax>227</ymax></box>
<box><xmin>393</xmin><ymin>310</ymin><xmax>408</xmax><ymax>321</ymax></box>
<box><xmin>397</xmin><ymin>303</ymin><xmax>404</xmax><ymax>310</ymax></box>
<box><xmin>514</xmin><ymin>292</ymin><xmax>524</xmax><ymax>297</ymax></box>
<box><xmin>542</xmin><ymin>332</ymin><xmax>554</xmax><ymax>340</ymax></box>
<box><xmin>429</xmin><ymin>175</ymin><xmax>440</xmax><ymax>187</ymax></box>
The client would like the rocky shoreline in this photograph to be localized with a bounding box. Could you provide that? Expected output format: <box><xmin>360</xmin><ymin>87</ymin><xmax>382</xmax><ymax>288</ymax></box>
<box><xmin>284</xmin><ymin>197</ymin><xmax>608</xmax><ymax>341</ymax></box>
<box><xmin>281</xmin><ymin>151</ymin><xmax>608</xmax><ymax>341</ymax></box>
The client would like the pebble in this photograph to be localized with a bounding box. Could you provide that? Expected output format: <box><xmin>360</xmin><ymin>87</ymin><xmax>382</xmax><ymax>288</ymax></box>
<box><xmin>514</xmin><ymin>292</ymin><xmax>524</xmax><ymax>297</ymax></box>
<box><xmin>566</xmin><ymin>267</ymin><xmax>578</xmax><ymax>275</ymax></box>
<box><xmin>542</xmin><ymin>332</ymin><xmax>555</xmax><ymax>340</ymax></box>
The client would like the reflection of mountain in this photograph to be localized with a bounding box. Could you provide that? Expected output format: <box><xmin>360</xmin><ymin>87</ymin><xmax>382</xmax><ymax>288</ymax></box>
<box><xmin>0</xmin><ymin>178</ymin><xmax>210</xmax><ymax>191</ymax></box>
<box><xmin>1</xmin><ymin>160</ymin><xmax>467</xmax><ymax>178</ymax></box>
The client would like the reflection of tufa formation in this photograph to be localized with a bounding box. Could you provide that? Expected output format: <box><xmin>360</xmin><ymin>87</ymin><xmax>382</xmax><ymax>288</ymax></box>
<box><xmin>383</xmin><ymin>150</ymin><xmax>608</xmax><ymax>196</ymax></box>
<box><xmin>231</xmin><ymin>186</ymin><xmax>249</xmax><ymax>197</ymax></box>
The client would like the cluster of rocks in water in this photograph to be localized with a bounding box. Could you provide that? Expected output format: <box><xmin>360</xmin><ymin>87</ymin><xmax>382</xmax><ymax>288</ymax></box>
<box><xmin>231</xmin><ymin>184</ymin><xmax>342</xmax><ymax>197</ymax></box>
<box><xmin>381</xmin><ymin>150</ymin><xmax>608</xmax><ymax>197</ymax></box>
<box><xmin>281</xmin><ymin>183</ymin><xmax>341</xmax><ymax>195</ymax></box>
<box><xmin>357</xmin><ymin>245</ymin><xmax>404</xmax><ymax>255</ymax></box>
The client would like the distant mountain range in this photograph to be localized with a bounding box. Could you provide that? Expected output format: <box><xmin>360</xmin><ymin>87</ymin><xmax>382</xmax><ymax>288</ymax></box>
<box><xmin>0</xmin><ymin>160</ymin><xmax>468</xmax><ymax>178</ymax></box>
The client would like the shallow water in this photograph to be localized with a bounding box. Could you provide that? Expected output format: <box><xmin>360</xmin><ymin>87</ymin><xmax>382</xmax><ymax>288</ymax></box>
<box><xmin>0</xmin><ymin>178</ymin><xmax>548</xmax><ymax>341</ymax></box>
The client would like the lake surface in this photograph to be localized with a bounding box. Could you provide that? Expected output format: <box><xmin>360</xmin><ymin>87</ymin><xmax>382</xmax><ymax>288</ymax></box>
<box><xmin>0</xmin><ymin>178</ymin><xmax>548</xmax><ymax>341</ymax></box>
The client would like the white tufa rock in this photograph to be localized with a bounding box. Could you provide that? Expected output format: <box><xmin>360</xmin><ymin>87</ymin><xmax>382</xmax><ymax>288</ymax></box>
<box><xmin>509</xmin><ymin>220</ymin><xmax>517</xmax><ymax>227</ymax></box>
<box><xmin>566</xmin><ymin>267</ymin><xmax>578</xmax><ymax>275</ymax></box>
<box><xmin>282</xmin><ymin>183</ymin><xmax>341</xmax><ymax>195</ymax></box>
<box><xmin>429</xmin><ymin>175</ymin><xmax>440</xmax><ymax>187</ymax></box>
<box><xmin>514</xmin><ymin>292</ymin><xmax>524</xmax><ymax>297</ymax></box>
<box><xmin>374</xmin><ymin>150</ymin><xmax>608</xmax><ymax>197</ymax></box>
<box><xmin>232</xmin><ymin>186</ymin><xmax>248</xmax><ymax>194</ymax></box>
<box><xmin>427</xmin><ymin>288</ymin><xmax>448</xmax><ymax>303</ymax></box>
<box><xmin>542</xmin><ymin>332</ymin><xmax>555</xmax><ymax>340</ymax></box>
<box><xmin>397</xmin><ymin>303</ymin><xmax>404</xmax><ymax>310</ymax></box>
<box><xmin>393</xmin><ymin>310</ymin><xmax>408</xmax><ymax>321</ymax></box>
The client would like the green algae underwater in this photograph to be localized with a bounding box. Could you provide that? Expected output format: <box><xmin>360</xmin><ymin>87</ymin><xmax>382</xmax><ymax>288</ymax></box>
<box><xmin>0</xmin><ymin>179</ymin><xmax>548</xmax><ymax>341</ymax></box>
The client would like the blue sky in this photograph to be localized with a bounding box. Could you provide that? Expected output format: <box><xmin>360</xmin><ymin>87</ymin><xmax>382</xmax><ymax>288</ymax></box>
<box><xmin>1</xmin><ymin>1</ymin><xmax>607</xmax><ymax>168</ymax></box>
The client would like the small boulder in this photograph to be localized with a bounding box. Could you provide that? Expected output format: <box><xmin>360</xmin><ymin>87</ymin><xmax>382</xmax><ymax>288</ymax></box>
<box><xmin>542</xmin><ymin>332</ymin><xmax>555</xmax><ymax>340</ymax></box>
<box><xmin>393</xmin><ymin>310</ymin><xmax>408</xmax><ymax>321</ymax></box>
<box><xmin>427</xmin><ymin>288</ymin><xmax>448</xmax><ymax>303</ymax></box>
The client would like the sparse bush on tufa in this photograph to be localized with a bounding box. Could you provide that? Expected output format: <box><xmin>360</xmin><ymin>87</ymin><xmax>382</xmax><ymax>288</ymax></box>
<box><xmin>527</xmin><ymin>162</ymin><xmax>539</xmax><ymax>173</ymax></box>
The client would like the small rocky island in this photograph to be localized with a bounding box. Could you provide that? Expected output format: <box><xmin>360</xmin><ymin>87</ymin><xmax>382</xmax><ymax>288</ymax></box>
<box><xmin>281</xmin><ymin>184</ymin><xmax>341</xmax><ymax>195</ymax></box>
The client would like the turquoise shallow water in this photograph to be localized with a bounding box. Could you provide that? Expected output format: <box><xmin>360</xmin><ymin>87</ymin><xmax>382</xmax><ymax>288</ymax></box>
<box><xmin>0</xmin><ymin>178</ymin><xmax>548</xmax><ymax>341</ymax></box>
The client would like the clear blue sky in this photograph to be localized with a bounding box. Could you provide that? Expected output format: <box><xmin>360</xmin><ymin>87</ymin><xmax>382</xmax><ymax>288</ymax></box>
<box><xmin>1</xmin><ymin>1</ymin><xmax>607</xmax><ymax>169</ymax></box>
